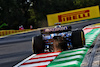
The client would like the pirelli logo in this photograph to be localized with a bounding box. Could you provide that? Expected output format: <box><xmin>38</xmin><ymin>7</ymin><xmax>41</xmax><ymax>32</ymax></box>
<box><xmin>58</xmin><ymin>10</ymin><xmax>90</xmax><ymax>22</ymax></box>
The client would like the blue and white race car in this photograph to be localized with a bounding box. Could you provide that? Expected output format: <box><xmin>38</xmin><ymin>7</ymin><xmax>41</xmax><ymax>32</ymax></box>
<box><xmin>32</xmin><ymin>25</ymin><xmax>85</xmax><ymax>54</ymax></box>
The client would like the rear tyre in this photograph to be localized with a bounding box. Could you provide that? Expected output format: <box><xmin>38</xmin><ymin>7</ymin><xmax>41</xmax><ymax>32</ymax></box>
<box><xmin>72</xmin><ymin>29</ymin><xmax>85</xmax><ymax>48</ymax></box>
<box><xmin>32</xmin><ymin>35</ymin><xmax>44</xmax><ymax>54</ymax></box>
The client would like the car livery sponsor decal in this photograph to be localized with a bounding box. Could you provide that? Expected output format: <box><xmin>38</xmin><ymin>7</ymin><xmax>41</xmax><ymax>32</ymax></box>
<box><xmin>44</xmin><ymin>26</ymin><xmax>68</xmax><ymax>32</ymax></box>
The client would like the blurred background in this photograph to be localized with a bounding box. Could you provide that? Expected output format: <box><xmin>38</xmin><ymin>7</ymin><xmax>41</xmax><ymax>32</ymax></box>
<box><xmin>0</xmin><ymin>0</ymin><xmax>99</xmax><ymax>30</ymax></box>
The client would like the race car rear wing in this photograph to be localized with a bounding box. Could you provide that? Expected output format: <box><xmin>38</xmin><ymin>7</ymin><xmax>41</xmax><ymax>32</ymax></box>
<box><xmin>41</xmin><ymin>26</ymin><xmax>70</xmax><ymax>34</ymax></box>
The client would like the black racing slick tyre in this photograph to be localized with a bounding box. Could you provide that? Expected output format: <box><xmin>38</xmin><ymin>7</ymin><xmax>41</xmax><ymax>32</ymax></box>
<box><xmin>32</xmin><ymin>35</ymin><xmax>44</xmax><ymax>54</ymax></box>
<box><xmin>72</xmin><ymin>29</ymin><xmax>85</xmax><ymax>48</ymax></box>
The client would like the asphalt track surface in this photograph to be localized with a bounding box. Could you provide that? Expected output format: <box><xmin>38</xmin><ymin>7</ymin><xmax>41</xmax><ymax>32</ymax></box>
<box><xmin>0</xmin><ymin>19</ymin><xmax>100</xmax><ymax>67</ymax></box>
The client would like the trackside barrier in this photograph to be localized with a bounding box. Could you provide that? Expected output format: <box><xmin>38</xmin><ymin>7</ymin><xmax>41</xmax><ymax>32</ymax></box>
<box><xmin>47</xmin><ymin>5</ymin><xmax>100</xmax><ymax>26</ymax></box>
<box><xmin>0</xmin><ymin>29</ymin><xmax>33</xmax><ymax>36</ymax></box>
<box><xmin>14</xmin><ymin>27</ymin><xmax>100</xmax><ymax>67</ymax></box>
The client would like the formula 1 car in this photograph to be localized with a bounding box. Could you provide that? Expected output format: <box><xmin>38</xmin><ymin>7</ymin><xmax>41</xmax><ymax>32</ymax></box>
<box><xmin>32</xmin><ymin>24</ymin><xmax>85</xmax><ymax>54</ymax></box>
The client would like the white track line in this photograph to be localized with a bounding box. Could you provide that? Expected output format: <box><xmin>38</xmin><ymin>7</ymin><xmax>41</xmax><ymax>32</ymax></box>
<box><xmin>32</xmin><ymin>52</ymin><xmax>60</xmax><ymax>58</ymax></box>
<box><xmin>53</xmin><ymin>55</ymin><xmax>83</xmax><ymax>62</ymax></box>
<box><xmin>48</xmin><ymin>61</ymin><xmax>79</xmax><ymax>67</ymax></box>
<box><xmin>20</xmin><ymin>62</ymin><xmax>50</xmax><ymax>67</ymax></box>
<box><xmin>13</xmin><ymin>54</ymin><xmax>36</xmax><ymax>67</ymax></box>
<box><xmin>58</xmin><ymin>51</ymin><xmax>85</xmax><ymax>57</ymax></box>
<box><xmin>26</xmin><ymin>56</ymin><xmax>55</xmax><ymax>63</ymax></box>
<box><xmin>61</xmin><ymin>48</ymin><xmax>87</xmax><ymax>54</ymax></box>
